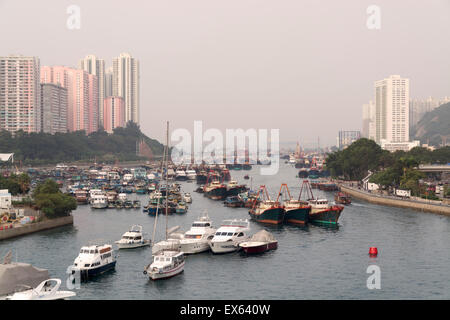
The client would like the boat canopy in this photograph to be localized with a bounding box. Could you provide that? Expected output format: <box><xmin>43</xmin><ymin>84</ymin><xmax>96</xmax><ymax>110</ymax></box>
<box><xmin>249</xmin><ymin>230</ymin><xmax>276</xmax><ymax>243</ymax></box>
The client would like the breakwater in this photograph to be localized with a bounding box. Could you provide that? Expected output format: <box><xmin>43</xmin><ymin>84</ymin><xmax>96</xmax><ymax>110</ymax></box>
<box><xmin>340</xmin><ymin>185</ymin><xmax>450</xmax><ymax>216</ymax></box>
<box><xmin>0</xmin><ymin>215</ymin><xmax>73</xmax><ymax>241</ymax></box>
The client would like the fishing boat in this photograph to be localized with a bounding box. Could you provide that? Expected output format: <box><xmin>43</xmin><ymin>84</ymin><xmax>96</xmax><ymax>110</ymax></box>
<box><xmin>334</xmin><ymin>192</ymin><xmax>352</xmax><ymax>205</ymax></box>
<box><xmin>133</xmin><ymin>200</ymin><xmax>141</xmax><ymax>209</ymax></box>
<box><xmin>175</xmin><ymin>201</ymin><xmax>188</xmax><ymax>214</ymax></box>
<box><xmin>179</xmin><ymin>213</ymin><xmax>216</xmax><ymax>254</ymax></box>
<box><xmin>203</xmin><ymin>179</ymin><xmax>227</xmax><ymax>201</ymax></box>
<box><xmin>5</xmin><ymin>279</ymin><xmax>76</xmax><ymax>300</ymax></box>
<box><xmin>74</xmin><ymin>190</ymin><xmax>88</xmax><ymax>204</ymax></box>
<box><xmin>90</xmin><ymin>194</ymin><xmax>108</xmax><ymax>209</ymax></box>
<box><xmin>226</xmin><ymin>180</ymin><xmax>247</xmax><ymax>197</ymax></box>
<box><xmin>239</xmin><ymin>230</ymin><xmax>278</xmax><ymax>254</ymax></box>
<box><xmin>244</xmin><ymin>175</ymin><xmax>250</xmax><ymax>180</ymax></box>
<box><xmin>72</xmin><ymin>243</ymin><xmax>116</xmax><ymax>280</ymax></box>
<box><xmin>196</xmin><ymin>171</ymin><xmax>208</xmax><ymax>184</ymax></box>
<box><xmin>248</xmin><ymin>186</ymin><xmax>285</xmax><ymax>225</ymax></box>
<box><xmin>124</xmin><ymin>200</ymin><xmax>133</xmax><ymax>209</ymax></box>
<box><xmin>183</xmin><ymin>193</ymin><xmax>192</xmax><ymax>203</ymax></box>
<box><xmin>115</xmin><ymin>225</ymin><xmax>150</xmax><ymax>249</ymax></box>
<box><xmin>278</xmin><ymin>184</ymin><xmax>310</xmax><ymax>225</ymax></box>
<box><xmin>175</xmin><ymin>169</ymin><xmax>187</xmax><ymax>181</ymax></box>
<box><xmin>299</xmin><ymin>180</ymin><xmax>344</xmax><ymax>225</ymax></box>
<box><xmin>185</xmin><ymin>169</ymin><xmax>197</xmax><ymax>181</ymax></box>
<box><xmin>209</xmin><ymin>219</ymin><xmax>250</xmax><ymax>254</ymax></box>
<box><xmin>224</xmin><ymin>195</ymin><xmax>244</xmax><ymax>208</ymax></box>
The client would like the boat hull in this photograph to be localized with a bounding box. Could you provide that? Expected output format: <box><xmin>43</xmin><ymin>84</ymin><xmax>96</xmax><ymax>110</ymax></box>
<box><xmin>116</xmin><ymin>241</ymin><xmax>150</xmax><ymax>249</ymax></box>
<box><xmin>284</xmin><ymin>207</ymin><xmax>311</xmax><ymax>225</ymax></box>
<box><xmin>77</xmin><ymin>261</ymin><xmax>116</xmax><ymax>280</ymax></box>
<box><xmin>209</xmin><ymin>241</ymin><xmax>242</xmax><ymax>254</ymax></box>
<box><xmin>249</xmin><ymin>207</ymin><xmax>285</xmax><ymax>225</ymax></box>
<box><xmin>309</xmin><ymin>206</ymin><xmax>344</xmax><ymax>225</ymax></box>
<box><xmin>180</xmin><ymin>241</ymin><xmax>211</xmax><ymax>254</ymax></box>
<box><xmin>147</xmin><ymin>261</ymin><xmax>185</xmax><ymax>280</ymax></box>
<box><xmin>204</xmin><ymin>187</ymin><xmax>227</xmax><ymax>201</ymax></box>
<box><xmin>240</xmin><ymin>241</ymin><xmax>278</xmax><ymax>254</ymax></box>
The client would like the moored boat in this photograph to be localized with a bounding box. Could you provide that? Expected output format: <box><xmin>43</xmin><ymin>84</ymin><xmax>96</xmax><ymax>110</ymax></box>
<box><xmin>334</xmin><ymin>192</ymin><xmax>352</xmax><ymax>205</ymax></box>
<box><xmin>179</xmin><ymin>213</ymin><xmax>216</xmax><ymax>254</ymax></box>
<box><xmin>277</xmin><ymin>184</ymin><xmax>310</xmax><ymax>225</ymax></box>
<box><xmin>239</xmin><ymin>230</ymin><xmax>278</xmax><ymax>254</ymax></box>
<box><xmin>209</xmin><ymin>219</ymin><xmax>250</xmax><ymax>254</ymax></box>
<box><xmin>143</xmin><ymin>250</ymin><xmax>185</xmax><ymax>280</ymax></box>
<box><xmin>72</xmin><ymin>243</ymin><xmax>116</xmax><ymax>280</ymax></box>
<box><xmin>249</xmin><ymin>185</ymin><xmax>284</xmax><ymax>225</ymax></box>
<box><xmin>115</xmin><ymin>225</ymin><xmax>150</xmax><ymax>249</ymax></box>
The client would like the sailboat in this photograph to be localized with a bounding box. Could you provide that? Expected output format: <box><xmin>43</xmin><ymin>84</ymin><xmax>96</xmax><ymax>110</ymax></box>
<box><xmin>144</xmin><ymin>122</ymin><xmax>185</xmax><ymax>280</ymax></box>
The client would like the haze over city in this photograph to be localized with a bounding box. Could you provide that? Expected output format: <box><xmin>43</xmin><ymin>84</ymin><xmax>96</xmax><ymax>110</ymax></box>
<box><xmin>0</xmin><ymin>0</ymin><xmax>449</xmax><ymax>147</ymax></box>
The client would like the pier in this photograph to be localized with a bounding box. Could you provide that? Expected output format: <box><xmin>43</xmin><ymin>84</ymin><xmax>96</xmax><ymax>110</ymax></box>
<box><xmin>0</xmin><ymin>216</ymin><xmax>73</xmax><ymax>241</ymax></box>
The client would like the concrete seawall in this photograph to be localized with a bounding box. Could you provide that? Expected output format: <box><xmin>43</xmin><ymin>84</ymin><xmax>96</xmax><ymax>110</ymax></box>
<box><xmin>0</xmin><ymin>216</ymin><xmax>74</xmax><ymax>241</ymax></box>
<box><xmin>340</xmin><ymin>186</ymin><xmax>450</xmax><ymax>216</ymax></box>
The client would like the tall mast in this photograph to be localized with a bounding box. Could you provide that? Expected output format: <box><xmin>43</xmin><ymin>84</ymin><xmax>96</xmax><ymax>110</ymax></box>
<box><xmin>151</xmin><ymin>136</ymin><xmax>166</xmax><ymax>247</ymax></box>
<box><xmin>165</xmin><ymin>121</ymin><xmax>169</xmax><ymax>240</ymax></box>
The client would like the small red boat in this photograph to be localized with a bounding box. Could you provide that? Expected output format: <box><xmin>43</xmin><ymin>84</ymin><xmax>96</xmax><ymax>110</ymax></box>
<box><xmin>334</xmin><ymin>192</ymin><xmax>351</xmax><ymax>205</ymax></box>
<box><xmin>239</xmin><ymin>230</ymin><xmax>278</xmax><ymax>254</ymax></box>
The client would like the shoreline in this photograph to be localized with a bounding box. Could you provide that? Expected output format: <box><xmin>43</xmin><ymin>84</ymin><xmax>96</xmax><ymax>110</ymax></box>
<box><xmin>0</xmin><ymin>216</ymin><xmax>74</xmax><ymax>241</ymax></box>
<box><xmin>339</xmin><ymin>185</ymin><xmax>450</xmax><ymax>216</ymax></box>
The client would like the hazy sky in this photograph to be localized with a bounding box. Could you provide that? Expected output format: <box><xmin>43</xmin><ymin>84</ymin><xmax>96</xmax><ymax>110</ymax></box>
<box><xmin>1</xmin><ymin>0</ymin><xmax>449</xmax><ymax>147</ymax></box>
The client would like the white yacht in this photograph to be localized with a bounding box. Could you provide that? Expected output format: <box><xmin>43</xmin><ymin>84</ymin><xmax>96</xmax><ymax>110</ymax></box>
<box><xmin>115</xmin><ymin>225</ymin><xmax>151</xmax><ymax>249</ymax></box>
<box><xmin>183</xmin><ymin>193</ymin><xmax>192</xmax><ymax>203</ymax></box>
<box><xmin>72</xmin><ymin>244</ymin><xmax>116</xmax><ymax>280</ymax></box>
<box><xmin>179</xmin><ymin>214</ymin><xmax>216</xmax><ymax>254</ymax></box>
<box><xmin>185</xmin><ymin>169</ymin><xmax>197</xmax><ymax>180</ymax></box>
<box><xmin>209</xmin><ymin>219</ymin><xmax>250</xmax><ymax>254</ymax></box>
<box><xmin>143</xmin><ymin>250</ymin><xmax>185</xmax><ymax>280</ymax></box>
<box><xmin>5</xmin><ymin>279</ymin><xmax>76</xmax><ymax>300</ymax></box>
<box><xmin>152</xmin><ymin>226</ymin><xmax>184</xmax><ymax>254</ymax></box>
<box><xmin>90</xmin><ymin>194</ymin><xmax>108</xmax><ymax>209</ymax></box>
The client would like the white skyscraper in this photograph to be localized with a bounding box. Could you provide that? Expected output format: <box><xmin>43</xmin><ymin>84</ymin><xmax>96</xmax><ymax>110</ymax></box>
<box><xmin>112</xmin><ymin>53</ymin><xmax>139</xmax><ymax>124</ymax></box>
<box><xmin>374</xmin><ymin>75</ymin><xmax>410</xmax><ymax>144</ymax></box>
<box><xmin>0</xmin><ymin>55</ymin><xmax>41</xmax><ymax>133</ymax></box>
<box><xmin>79</xmin><ymin>55</ymin><xmax>105</xmax><ymax>127</ymax></box>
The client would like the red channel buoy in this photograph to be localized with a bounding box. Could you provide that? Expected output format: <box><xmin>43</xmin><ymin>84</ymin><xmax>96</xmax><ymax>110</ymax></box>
<box><xmin>369</xmin><ymin>247</ymin><xmax>378</xmax><ymax>256</ymax></box>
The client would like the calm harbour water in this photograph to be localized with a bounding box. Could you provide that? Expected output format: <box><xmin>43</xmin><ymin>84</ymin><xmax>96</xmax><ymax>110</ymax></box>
<box><xmin>1</xmin><ymin>163</ymin><xmax>450</xmax><ymax>300</ymax></box>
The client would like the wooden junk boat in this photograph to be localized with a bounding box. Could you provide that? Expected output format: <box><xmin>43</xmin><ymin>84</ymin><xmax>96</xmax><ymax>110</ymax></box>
<box><xmin>239</xmin><ymin>230</ymin><xmax>278</xmax><ymax>254</ymax></box>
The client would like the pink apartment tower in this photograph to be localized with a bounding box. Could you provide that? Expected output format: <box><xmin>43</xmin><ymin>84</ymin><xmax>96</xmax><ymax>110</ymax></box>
<box><xmin>40</xmin><ymin>66</ymin><xmax>98</xmax><ymax>134</ymax></box>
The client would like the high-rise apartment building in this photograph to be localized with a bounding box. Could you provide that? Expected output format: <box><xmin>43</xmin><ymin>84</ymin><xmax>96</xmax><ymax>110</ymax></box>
<box><xmin>40</xmin><ymin>83</ymin><xmax>68</xmax><ymax>134</ymax></box>
<box><xmin>41</xmin><ymin>66</ymin><xmax>98</xmax><ymax>134</ymax></box>
<box><xmin>337</xmin><ymin>130</ymin><xmax>361</xmax><ymax>149</ymax></box>
<box><xmin>112</xmin><ymin>53</ymin><xmax>139</xmax><ymax>124</ymax></box>
<box><xmin>374</xmin><ymin>75</ymin><xmax>410</xmax><ymax>144</ymax></box>
<box><xmin>103</xmin><ymin>96</ymin><xmax>125</xmax><ymax>133</ymax></box>
<box><xmin>0</xmin><ymin>55</ymin><xmax>41</xmax><ymax>133</ymax></box>
<box><xmin>105</xmin><ymin>66</ymin><xmax>113</xmax><ymax>98</ymax></box>
<box><xmin>362</xmin><ymin>100</ymin><xmax>376</xmax><ymax>140</ymax></box>
<box><xmin>78</xmin><ymin>55</ymin><xmax>105</xmax><ymax>126</ymax></box>
<box><xmin>409</xmin><ymin>96</ymin><xmax>450</xmax><ymax>130</ymax></box>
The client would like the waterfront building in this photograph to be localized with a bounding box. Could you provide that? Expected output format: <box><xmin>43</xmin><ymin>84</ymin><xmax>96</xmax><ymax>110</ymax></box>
<box><xmin>103</xmin><ymin>96</ymin><xmax>125</xmax><ymax>133</ymax></box>
<box><xmin>337</xmin><ymin>131</ymin><xmax>361</xmax><ymax>149</ymax></box>
<box><xmin>112</xmin><ymin>53</ymin><xmax>139</xmax><ymax>124</ymax></box>
<box><xmin>78</xmin><ymin>55</ymin><xmax>105</xmax><ymax>127</ymax></box>
<box><xmin>40</xmin><ymin>66</ymin><xmax>98</xmax><ymax>134</ymax></box>
<box><xmin>374</xmin><ymin>75</ymin><xmax>410</xmax><ymax>144</ymax></box>
<box><xmin>380</xmin><ymin>139</ymin><xmax>420</xmax><ymax>152</ymax></box>
<box><xmin>40</xmin><ymin>83</ymin><xmax>68</xmax><ymax>134</ymax></box>
<box><xmin>0</xmin><ymin>189</ymin><xmax>12</xmax><ymax>209</ymax></box>
<box><xmin>0</xmin><ymin>55</ymin><xmax>41</xmax><ymax>133</ymax></box>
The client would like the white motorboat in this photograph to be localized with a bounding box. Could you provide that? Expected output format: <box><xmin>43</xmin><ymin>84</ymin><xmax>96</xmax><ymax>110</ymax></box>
<box><xmin>179</xmin><ymin>213</ymin><xmax>216</xmax><ymax>254</ymax></box>
<box><xmin>90</xmin><ymin>194</ymin><xmax>108</xmax><ymax>209</ymax></box>
<box><xmin>115</xmin><ymin>225</ymin><xmax>151</xmax><ymax>249</ymax></box>
<box><xmin>209</xmin><ymin>219</ymin><xmax>250</xmax><ymax>254</ymax></box>
<box><xmin>185</xmin><ymin>169</ymin><xmax>197</xmax><ymax>180</ymax></box>
<box><xmin>72</xmin><ymin>243</ymin><xmax>116</xmax><ymax>280</ymax></box>
<box><xmin>143</xmin><ymin>250</ymin><xmax>185</xmax><ymax>280</ymax></box>
<box><xmin>183</xmin><ymin>193</ymin><xmax>192</xmax><ymax>203</ymax></box>
<box><xmin>5</xmin><ymin>279</ymin><xmax>76</xmax><ymax>300</ymax></box>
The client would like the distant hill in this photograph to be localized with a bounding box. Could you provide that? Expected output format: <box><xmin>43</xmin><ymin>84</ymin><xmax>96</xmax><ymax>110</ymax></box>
<box><xmin>412</xmin><ymin>102</ymin><xmax>450</xmax><ymax>146</ymax></box>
